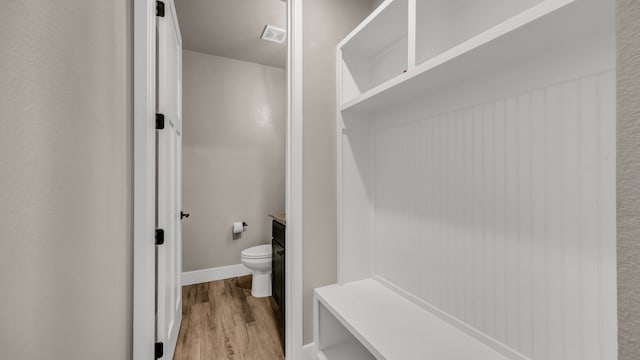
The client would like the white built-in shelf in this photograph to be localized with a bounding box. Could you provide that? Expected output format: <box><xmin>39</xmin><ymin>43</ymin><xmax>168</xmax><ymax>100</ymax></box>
<box><xmin>317</xmin><ymin>340</ymin><xmax>376</xmax><ymax>360</ymax></box>
<box><xmin>329</xmin><ymin>0</ymin><xmax>617</xmax><ymax>358</ymax></box>
<box><xmin>339</xmin><ymin>0</ymin><xmax>408</xmax><ymax>104</ymax></box>
<box><xmin>315</xmin><ymin>279</ymin><xmax>511</xmax><ymax>360</ymax></box>
<box><xmin>340</xmin><ymin>0</ymin><xmax>608</xmax><ymax>114</ymax></box>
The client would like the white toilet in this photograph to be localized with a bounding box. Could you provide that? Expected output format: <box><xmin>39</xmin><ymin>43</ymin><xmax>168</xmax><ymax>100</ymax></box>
<box><xmin>240</xmin><ymin>244</ymin><xmax>272</xmax><ymax>298</ymax></box>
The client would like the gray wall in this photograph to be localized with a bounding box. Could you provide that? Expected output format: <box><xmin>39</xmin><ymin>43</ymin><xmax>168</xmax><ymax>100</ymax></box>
<box><xmin>371</xmin><ymin>0</ymin><xmax>385</xmax><ymax>10</ymax></box>
<box><xmin>0</xmin><ymin>1</ymin><xmax>132</xmax><ymax>359</ymax></box>
<box><xmin>617</xmin><ymin>0</ymin><xmax>640</xmax><ymax>358</ymax></box>
<box><xmin>182</xmin><ymin>50</ymin><xmax>285</xmax><ymax>272</ymax></box>
<box><xmin>302</xmin><ymin>0</ymin><xmax>376</xmax><ymax>344</ymax></box>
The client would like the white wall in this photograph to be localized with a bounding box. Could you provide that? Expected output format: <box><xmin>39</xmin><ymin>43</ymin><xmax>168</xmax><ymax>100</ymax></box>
<box><xmin>0</xmin><ymin>1</ymin><xmax>131</xmax><ymax>359</ymax></box>
<box><xmin>182</xmin><ymin>50</ymin><xmax>285</xmax><ymax>271</ymax></box>
<box><xmin>373</xmin><ymin>71</ymin><xmax>616</xmax><ymax>359</ymax></box>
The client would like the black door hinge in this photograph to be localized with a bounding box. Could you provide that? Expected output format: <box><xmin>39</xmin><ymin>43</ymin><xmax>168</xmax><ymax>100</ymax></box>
<box><xmin>155</xmin><ymin>229</ymin><xmax>165</xmax><ymax>245</ymax></box>
<box><xmin>156</xmin><ymin>113</ymin><xmax>165</xmax><ymax>130</ymax></box>
<box><xmin>155</xmin><ymin>342</ymin><xmax>164</xmax><ymax>358</ymax></box>
<box><xmin>156</xmin><ymin>1</ymin><xmax>165</xmax><ymax>17</ymax></box>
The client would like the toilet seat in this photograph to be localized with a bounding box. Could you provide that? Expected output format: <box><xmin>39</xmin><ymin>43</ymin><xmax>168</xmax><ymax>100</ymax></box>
<box><xmin>241</xmin><ymin>244</ymin><xmax>271</xmax><ymax>259</ymax></box>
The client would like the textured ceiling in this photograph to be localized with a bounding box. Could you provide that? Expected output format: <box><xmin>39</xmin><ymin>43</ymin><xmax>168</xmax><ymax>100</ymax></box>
<box><xmin>175</xmin><ymin>0</ymin><xmax>287</xmax><ymax>68</ymax></box>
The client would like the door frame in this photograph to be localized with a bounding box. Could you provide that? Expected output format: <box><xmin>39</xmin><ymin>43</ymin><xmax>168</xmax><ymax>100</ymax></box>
<box><xmin>132</xmin><ymin>0</ymin><xmax>304</xmax><ymax>359</ymax></box>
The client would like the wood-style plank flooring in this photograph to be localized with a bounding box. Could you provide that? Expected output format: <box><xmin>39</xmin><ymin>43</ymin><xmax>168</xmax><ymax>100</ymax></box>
<box><xmin>174</xmin><ymin>276</ymin><xmax>285</xmax><ymax>360</ymax></box>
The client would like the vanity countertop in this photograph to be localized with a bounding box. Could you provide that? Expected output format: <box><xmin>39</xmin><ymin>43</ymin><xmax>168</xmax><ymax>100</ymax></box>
<box><xmin>269</xmin><ymin>212</ymin><xmax>286</xmax><ymax>226</ymax></box>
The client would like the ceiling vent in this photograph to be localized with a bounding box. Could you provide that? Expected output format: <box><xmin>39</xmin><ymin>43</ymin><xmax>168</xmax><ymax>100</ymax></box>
<box><xmin>261</xmin><ymin>25</ymin><xmax>286</xmax><ymax>44</ymax></box>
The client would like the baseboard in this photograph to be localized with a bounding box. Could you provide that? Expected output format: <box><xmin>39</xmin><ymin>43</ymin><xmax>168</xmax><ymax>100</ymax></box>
<box><xmin>181</xmin><ymin>263</ymin><xmax>252</xmax><ymax>286</ymax></box>
<box><xmin>302</xmin><ymin>343</ymin><xmax>315</xmax><ymax>360</ymax></box>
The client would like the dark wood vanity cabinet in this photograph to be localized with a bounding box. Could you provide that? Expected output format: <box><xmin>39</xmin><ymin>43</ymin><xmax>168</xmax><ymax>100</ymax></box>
<box><xmin>271</xmin><ymin>220</ymin><xmax>285</xmax><ymax>345</ymax></box>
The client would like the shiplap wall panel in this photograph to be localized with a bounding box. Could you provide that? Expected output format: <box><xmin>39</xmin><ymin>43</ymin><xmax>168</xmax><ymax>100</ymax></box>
<box><xmin>373</xmin><ymin>71</ymin><xmax>616</xmax><ymax>360</ymax></box>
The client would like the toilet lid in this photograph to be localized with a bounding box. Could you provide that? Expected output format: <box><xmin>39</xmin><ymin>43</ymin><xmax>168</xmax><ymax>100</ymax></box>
<box><xmin>241</xmin><ymin>244</ymin><xmax>271</xmax><ymax>259</ymax></box>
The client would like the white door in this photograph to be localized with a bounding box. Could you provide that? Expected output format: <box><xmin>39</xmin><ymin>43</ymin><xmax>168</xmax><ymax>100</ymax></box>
<box><xmin>156</xmin><ymin>0</ymin><xmax>182</xmax><ymax>358</ymax></box>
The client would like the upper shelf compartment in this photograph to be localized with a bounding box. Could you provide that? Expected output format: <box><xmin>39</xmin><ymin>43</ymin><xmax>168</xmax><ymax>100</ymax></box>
<box><xmin>339</xmin><ymin>0</ymin><xmax>408</xmax><ymax>105</ymax></box>
<box><xmin>340</xmin><ymin>0</ymin><xmax>613</xmax><ymax>114</ymax></box>
<box><xmin>416</xmin><ymin>0</ymin><xmax>545</xmax><ymax>65</ymax></box>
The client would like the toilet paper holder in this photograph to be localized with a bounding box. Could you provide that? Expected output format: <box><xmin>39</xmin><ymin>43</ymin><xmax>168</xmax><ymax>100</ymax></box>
<box><xmin>233</xmin><ymin>221</ymin><xmax>249</xmax><ymax>236</ymax></box>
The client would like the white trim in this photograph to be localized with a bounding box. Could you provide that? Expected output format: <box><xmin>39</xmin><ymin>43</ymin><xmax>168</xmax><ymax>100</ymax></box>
<box><xmin>133</xmin><ymin>0</ymin><xmax>156</xmax><ymax>359</ymax></box>
<box><xmin>407</xmin><ymin>0</ymin><xmax>416</xmax><ymax>71</ymax></box>
<box><xmin>302</xmin><ymin>343</ymin><xmax>316</xmax><ymax>360</ymax></box>
<box><xmin>181</xmin><ymin>264</ymin><xmax>252</xmax><ymax>286</ymax></box>
<box><xmin>286</xmin><ymin>0</ymin><xmax>304</xmax><ymax>359</ymax></box>
<box><xmin>335</xmin><ymin>48</ymin><xmax>343</xmax><ymax>285</ymax></box>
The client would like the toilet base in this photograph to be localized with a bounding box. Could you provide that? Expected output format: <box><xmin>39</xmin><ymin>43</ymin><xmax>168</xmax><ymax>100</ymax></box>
<box><xmin>251</xmin><ymin>272</ymin><xmax>272</xmax><ymax>298</ymax></box>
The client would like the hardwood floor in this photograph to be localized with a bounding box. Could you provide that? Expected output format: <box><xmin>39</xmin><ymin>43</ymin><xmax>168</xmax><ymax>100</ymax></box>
<box><xmin>174</xmin><ymin>276</ymin><xmax>285</xmax><ymax>360</ymax></box>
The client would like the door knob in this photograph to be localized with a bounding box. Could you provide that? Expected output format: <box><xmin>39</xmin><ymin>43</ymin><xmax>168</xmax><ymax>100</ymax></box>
<box><xmin>180</xmin><ymin>211</ymin><xmax>190</xmax><ymax>219</ymax></box>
